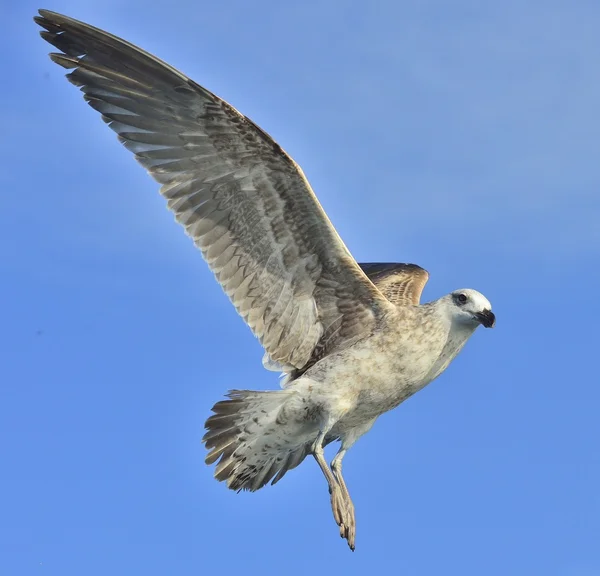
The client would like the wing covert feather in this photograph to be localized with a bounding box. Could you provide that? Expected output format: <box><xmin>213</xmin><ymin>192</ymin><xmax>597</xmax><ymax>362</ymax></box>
<box><xmin>359</xmin><ymin>263</ymin><xmax>429</xmax><ymax>305</ymax></box>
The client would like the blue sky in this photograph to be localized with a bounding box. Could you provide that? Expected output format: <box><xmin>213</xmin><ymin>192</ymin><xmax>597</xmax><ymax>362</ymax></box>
<box><xmin>2</xmin><ymin>0</ymin><xmax>600</xmax><ymax>574</ymax></box>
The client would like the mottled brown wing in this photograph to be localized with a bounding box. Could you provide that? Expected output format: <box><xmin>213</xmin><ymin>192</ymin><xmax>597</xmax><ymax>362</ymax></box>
<box><xmin>35</xmin><ymin>10</ymin><xmax>394</xmax><ymax>371</ymax></box>
<box><xmin>359</xmin><ymin>263</ymin><xmax>429</xmax><ymax>305</ymax></box>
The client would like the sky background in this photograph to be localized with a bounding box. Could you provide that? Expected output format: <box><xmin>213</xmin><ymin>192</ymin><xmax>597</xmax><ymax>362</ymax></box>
<box><xmin>2</xmin><ymin>1</ymin><xmax>600</xmax><ymax>574</ymax></box>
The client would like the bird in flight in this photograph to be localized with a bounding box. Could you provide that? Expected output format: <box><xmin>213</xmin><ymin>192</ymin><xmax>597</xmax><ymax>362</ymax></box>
<box><xmin>35</xmin><ymin>9</ymin><xmax>495</xmax><ymax>551</ymax></box>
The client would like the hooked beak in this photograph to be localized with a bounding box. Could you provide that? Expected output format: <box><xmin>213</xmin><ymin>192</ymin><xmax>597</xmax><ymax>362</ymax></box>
<box><xmin>475</xmin><ymin>309</ymin><xmax>496</xmax><ymax>328</ymax></box>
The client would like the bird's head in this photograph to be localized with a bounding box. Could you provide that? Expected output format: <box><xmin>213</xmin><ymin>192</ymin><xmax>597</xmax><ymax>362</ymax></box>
<box><xmin>445</xmin><ymin>289</ymin><xmax>495</xmax><ymax>329</ymax></box>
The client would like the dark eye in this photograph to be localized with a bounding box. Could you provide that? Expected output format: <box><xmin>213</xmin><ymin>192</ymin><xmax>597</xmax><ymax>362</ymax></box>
<box><xmin>457</xmin><ymin>293</ymin><xmax>468</xmax><ymax>304</ymax></box>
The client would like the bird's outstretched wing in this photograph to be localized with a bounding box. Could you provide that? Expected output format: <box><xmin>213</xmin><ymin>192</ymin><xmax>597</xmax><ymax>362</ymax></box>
<box><xmin>35</xmin><ymin>10</ymin><xmax>394</xmax><ymax>371</ymax></box>
<box><xmin>359</xmin><ymin>263</ymin><xmax>429</xmax><ymax>305</ymax></box>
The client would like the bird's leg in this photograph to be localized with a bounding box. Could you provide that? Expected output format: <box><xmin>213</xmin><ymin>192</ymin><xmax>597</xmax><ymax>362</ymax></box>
<box><xmin>329</xmin><ymin>419</ymin><xmax>376</xmax><ymax>551</ymax></box>
<box><xmin>331</xmin><ymin>447</ymin><xmax>355</xmax><ymax>550</ymax></box>
<box><xmin>311</xmin><ymin>431</ymin><xmax>354</xmax><ymax>549</ymax></box>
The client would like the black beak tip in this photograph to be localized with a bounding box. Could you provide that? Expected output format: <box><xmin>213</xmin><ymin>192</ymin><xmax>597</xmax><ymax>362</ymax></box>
<box><xmin>477</xmin><ymin>310</ymin><xmax>496</xmax><ymax>328</ymax></box>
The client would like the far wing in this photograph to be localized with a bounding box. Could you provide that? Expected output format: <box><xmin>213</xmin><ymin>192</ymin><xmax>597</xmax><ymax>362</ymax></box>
<box><xmin>359</xmin><ymin>263</ymin><xmax>429</xmax><ymax>305</ymax></box>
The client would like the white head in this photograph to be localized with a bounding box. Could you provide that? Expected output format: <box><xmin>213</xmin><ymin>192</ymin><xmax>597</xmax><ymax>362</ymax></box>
<box><xmin>442</xmin><ymin>289</ymin><xmax>495</xmax><ymax>329</ymax></box>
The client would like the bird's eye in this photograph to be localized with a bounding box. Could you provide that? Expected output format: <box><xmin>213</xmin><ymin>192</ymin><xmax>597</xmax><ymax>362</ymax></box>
<box><xmin>457</xmin><ymin>293</ymin><xmax>468</xmax><ymax>304</ymax></box>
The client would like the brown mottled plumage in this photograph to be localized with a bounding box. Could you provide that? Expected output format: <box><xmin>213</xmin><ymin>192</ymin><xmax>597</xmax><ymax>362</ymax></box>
<box><xmin>35</xmin><ymin>10</ymin><xmax>495</xmax><ymax>551</ymax></box>
<box><xmin>359</xmin><ymin>263</ymin><xmax>429</xmax><ymax>305</ymax></box>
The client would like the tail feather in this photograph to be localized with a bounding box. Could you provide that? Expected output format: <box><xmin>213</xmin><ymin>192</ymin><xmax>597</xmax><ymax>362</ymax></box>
<box><xmin>203</xmin><ymin>389</ymin><xmax>311</xmax><ymax>491</ymax></box>
<box><xmin>271</xmin><ymin>444</ymin><xmax>310</xmax><ymax>485</ymax></box>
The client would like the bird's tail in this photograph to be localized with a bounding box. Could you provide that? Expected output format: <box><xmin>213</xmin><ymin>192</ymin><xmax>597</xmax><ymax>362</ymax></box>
<box><xmin>203</xmin><ymin>389</ymin><xmax>311</xmax><ymax>491</ymax></box>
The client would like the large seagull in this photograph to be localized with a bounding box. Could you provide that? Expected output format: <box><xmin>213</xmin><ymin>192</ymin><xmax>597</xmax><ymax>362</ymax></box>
<box><xmin>35</xmin><ymin>9</ymin><xmax>496</xmax><ymax>550</ymax></box>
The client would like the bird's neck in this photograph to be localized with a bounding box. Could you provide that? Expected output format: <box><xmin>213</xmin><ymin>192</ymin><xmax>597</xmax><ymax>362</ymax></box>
<box><xmin>420</xmin><ymin>301</ymin><xmax>479</xmax><ymax>383</ymax></box>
